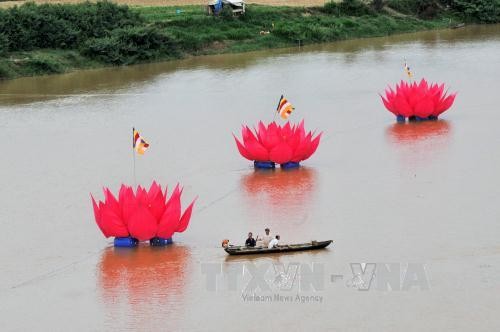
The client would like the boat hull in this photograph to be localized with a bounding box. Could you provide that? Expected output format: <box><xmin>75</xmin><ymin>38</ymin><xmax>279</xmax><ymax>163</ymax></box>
<box><xmin>224</xmin><ymin>240</ymin><xmax>332</xmax><ymax>255</ymax></box>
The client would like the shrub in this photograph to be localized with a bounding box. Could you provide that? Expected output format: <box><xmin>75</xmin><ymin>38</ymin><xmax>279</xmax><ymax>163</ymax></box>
<box><xmin>339</xmin><ymin>0</ymin><xmax>375</xmax><ymax>16</ymax></box>
<box><xmin>417</xmin><ymin>0</ymin><xmax>440</xmax><ymax>18</ymax></box>
<box><xmin>323</xmin><ymin>1</ymin><xmax>339</xmax><ymax>15</ymax></box>
<box><xmin>372</xmin><ymin>0</ymin><xmax>385</xmax><ymax>12</ymax></box>
<box><xmin>219</xmin><ymin>4</ymin><xmax>234</xmax><ymax>19</ymax></box>
<box><xmin>386</xmin><ymin>0</ymin><xmax>442</xmax><ymax>18</ymax></box>
<box><xmin>0</xmin><ymin>33</ymin><xmax>8</xmax><ymax>55</ymax></box>
<box><xmin>24</xmin><ymin>55</ymin><xmax>65</xmax><ymax>75</ymax></box>
<box><xmin>450</xmin><ymin>0</ymin><xmax>500</xmax><ymax>23</ymax></box>
<box><xmin>0</xmin><ymin>61</ymin><xmax>15</xmax><ymax>79</ymax></box>
<box><xmin>171</xmin><ymin>31</ymin><xmax>204</xmax><ymax>52</ymax></box>
<box><xmin>386</xmin><ymin>0</ymin><xmax>417</xmax><ymax>14</ymax></box>
<box><xmin>323</xmin><ymin>0</ymin><xmax>374</xmax><ymax>16</ymax></box>
<box><xmin>0</xmin><ymin>1</ymin><xmax>143</xmax><ymax>52</ymax></box>
<box><xmin>81</xmin><ymin>26</ymin><xmax>179</xmax><ymax>64</ymax></box>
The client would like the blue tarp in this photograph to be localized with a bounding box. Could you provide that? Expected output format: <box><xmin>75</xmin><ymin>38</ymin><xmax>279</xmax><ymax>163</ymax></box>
<box><xmin>214</xmin><ymin>0</ymin><xmax>223</xmax><ymax>14</ymax></box>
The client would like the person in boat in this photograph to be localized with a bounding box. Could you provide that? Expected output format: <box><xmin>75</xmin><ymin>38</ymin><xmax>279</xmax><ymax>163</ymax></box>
<box><xmin>268</xmin><ymin>235</ymin><xmax>280</xmax><ymax>249</ymax></box>
<box><xmin>261</xmin><ymin>228</ymin><xmax>272</xmax><ymax>247</ymax></box>
<box><xmin>245</xmin><ymin>232</ymin><xmax>256</xmax><ymax>247</ymax></box>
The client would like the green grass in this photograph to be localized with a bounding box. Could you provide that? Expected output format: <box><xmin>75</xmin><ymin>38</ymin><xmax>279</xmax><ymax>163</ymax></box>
<box><xmin>0</xmin><ymin>3</ymin><xmax>460</xmax><ymax>80</ymax></box>
<box><xmin>0</xmin><ymin>49</ymin><xmax>101</xmax><ymax>78</ymax></box>
<box><xmin>131</xmin><ymin>5</ymin><xmax>451</xmax><ymax>54</ymax></box>
<box><xmin>135</xmin><ymin>5</ymin><xmax>206</xmax><ymax>22</ymax></box>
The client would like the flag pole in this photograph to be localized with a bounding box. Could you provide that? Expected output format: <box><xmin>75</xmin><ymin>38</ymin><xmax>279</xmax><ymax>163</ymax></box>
<box><xmin>132</xmin><ymin>127</ymin><xmax>136</xmax><ymax>187</ymax></box>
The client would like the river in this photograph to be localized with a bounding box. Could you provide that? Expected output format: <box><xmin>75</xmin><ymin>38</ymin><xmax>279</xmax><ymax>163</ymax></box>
<box><xmin>1</xmin><ymin>25</ymin><xmax>499</xmax><ymax>331</ymax></box>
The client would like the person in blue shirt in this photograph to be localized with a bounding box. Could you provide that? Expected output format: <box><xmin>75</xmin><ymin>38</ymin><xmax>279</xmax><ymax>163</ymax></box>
<box><xmin>245</xmin><ymin>232</ymin><xmax>256</xmax><ymax>247</ymax></box>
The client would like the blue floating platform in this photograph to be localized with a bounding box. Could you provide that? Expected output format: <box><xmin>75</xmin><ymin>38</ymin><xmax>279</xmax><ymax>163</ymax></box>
<box><xmin>398</xmin><ymin>115</ymin><xmax>439</xmax><ymax>123</ymax></box>
<box><xmin>254</xmin><ymin>161</ymin><xmax>275</xmax><ymax>169</ymax></box>
<box><xmin>114</xmin><ymin>237</ymin><xmax>139</xmax><ymax>248</ymax></box>
<box><xmin>280</xmin><ymin>161</ymin><xmax>300</xmax><ymax>169</ymax></box>
<box><xmin>408</xmin><ymin>115</ymin><xmax>438</xmax><ymax>122</ymax></box>
<box><xmin>149</xmin><ymin>237</ymin><xmax>173</xmax><ymax>246</ymax></box>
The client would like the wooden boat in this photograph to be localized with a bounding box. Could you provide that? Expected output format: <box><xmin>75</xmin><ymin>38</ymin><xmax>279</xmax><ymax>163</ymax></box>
<box><xmin>224</xmin><ymin>240</ymin><xmax>332</xmax><ymax>255</ymax></box>
<box><xmin>451</xmin><ymin>23</ymin><xmax>465</xmax><ymax>29</ymax></box>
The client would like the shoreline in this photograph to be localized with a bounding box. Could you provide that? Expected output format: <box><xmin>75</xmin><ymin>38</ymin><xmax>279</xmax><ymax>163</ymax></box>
<box><xmin>0</xmin><ymin>2</ymin><xmax>473</xmax><ymax>81</ymax></box>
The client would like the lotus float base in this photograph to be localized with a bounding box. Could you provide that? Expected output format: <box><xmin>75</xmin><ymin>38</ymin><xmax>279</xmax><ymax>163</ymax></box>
<box><xmin>114</xmin><ymin>237</ymin><xmax>139</xmax><ymax>248</ymax></box>
<box><xmin>149</xmin><ymin>237</ymin><xmax>173</xmax><ymax>246</ymax></box>
<box><xmin>280</xmin><ymin>162</ymin><xmax>300</xmax><ymax>169</ymax></box>
<box><xmin>396</xmin><ymin>115</ymin><xmax>439</xmax><ymax>123</ymax></box>
<box><xmin>254</xmin><ymin>161</ymin><xmax>276</xmax><ymax>169</ymax></box>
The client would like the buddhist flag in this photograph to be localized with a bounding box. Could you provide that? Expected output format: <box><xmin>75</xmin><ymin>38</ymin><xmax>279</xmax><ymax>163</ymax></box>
<box><xmin>404</xmin><ymin>59</ymin><xmax>413</xmax><ymax>79</ymax></box>
<box><xmin>276</xmin><ymin>95</ymin><xmax>294</xmax><ymax>120</ymax></box>
<box><xmin>133</xmin><ymin>128</ymin><xmax>149</xmax><ymax>155</ymax></box>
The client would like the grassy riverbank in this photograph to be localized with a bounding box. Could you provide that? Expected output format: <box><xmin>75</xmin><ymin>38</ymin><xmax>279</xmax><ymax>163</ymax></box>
<box><xmin>1</xmin><ymin>1</ymin><xmax>498</xmax><ymax>80</ymax></box>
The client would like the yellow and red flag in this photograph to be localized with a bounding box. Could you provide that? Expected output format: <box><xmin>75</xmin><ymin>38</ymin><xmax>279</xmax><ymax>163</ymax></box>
<box><xmin>276</xmin><ymin>95</ymin><xmax>294</xmax><ymax>120</ymax></box>
<box><xmin>133</xmin><ymin>128</ymin><xmax>149</xmax><ymax>155</ymax></box>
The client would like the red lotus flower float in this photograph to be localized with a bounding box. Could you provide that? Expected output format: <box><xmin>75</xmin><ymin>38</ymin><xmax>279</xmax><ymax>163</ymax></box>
<box><xmin>233</xmin><ymin>120</ymin><xmax>322</xmax><ymax>169</ymax></box>
<box><xmin>91</xmin><ymin>182</ymin><xmax>196</xmax><ymax>247</ymax></box>
<box><xmin>381</xmin><ymin>79</ymin><xmax>457</xmax><ymax>122</ymax></box>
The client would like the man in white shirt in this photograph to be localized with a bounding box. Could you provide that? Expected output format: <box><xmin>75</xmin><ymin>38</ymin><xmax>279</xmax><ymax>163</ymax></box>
<box><xmin>261</xmin><ymin>228</ymin><xmax>272</xmax><ymax>247</ymax></box>
<box><xmin>268</xmin><ymin>235</ymin><xmax>280</xmax><ymax>249</ymax></box>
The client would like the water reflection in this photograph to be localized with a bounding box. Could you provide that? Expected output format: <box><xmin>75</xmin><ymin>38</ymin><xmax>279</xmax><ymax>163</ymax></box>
<box><xmin>223</xmin><ymin>246</ymin><xmax>329</xmax><ymax>263</ymax></box>
<box><xmin>98</xmin><ymin>245</ymin><xmax>191</xmax><ymax>329</ymax></box>
<box><xmin>387</xmin><ymin>120</ymin><xmax>451</xmax><ymax>142</ymax></box>
<box><xmin>239</xmin><ymin>167</ymin><xmax>317</xmax><ymax>224</ymax></box>
<box><xmin>386</xmin><ymin>120</ymin><xmax>452</xmax><ymax>166</ymax></box>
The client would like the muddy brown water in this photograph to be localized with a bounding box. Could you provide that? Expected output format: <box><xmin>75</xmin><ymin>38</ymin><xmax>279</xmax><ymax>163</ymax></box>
<box><xmin>1</xmin><ymin>25</ymin><xmax>499</xmax><ymax>331</ymax></box>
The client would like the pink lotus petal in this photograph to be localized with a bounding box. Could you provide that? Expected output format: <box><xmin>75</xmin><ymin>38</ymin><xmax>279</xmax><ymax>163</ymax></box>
<box><xmin>127</xmin><ymin>206</ymin><xmax>158</xmax><ymax>241</ymax></box>
<box><xmin>270</xmin><ymin>142</ymin><xmax>293</xmax><ymax>164</ymax></box>
<box><xmin>148</xmin><ymin>189</ymin><xmax>167</xmax><ymax>222</ymax></box>
<box><xmin>177</xmin><ymin>198</ymin><xmax>197</xmax><ymax>233</ymax></box>
<box><xmin>291</xmin><ymin>133</ymin><xmax>312</xmax><ymax>162</ymax></box>
<box><xmin>100</xmin><ymin>202</ymin><xmax>129</xmax><ymax>238</ymax></box>
<box><xmin>104</xmin><ymin>188</ymin><xmax>121</xmax><ymax>218</ymax></box>
<box><xmin>147</xmin><ymin>181</ymin><xmax>161</xmax><ymax>201</ymax></box>
<box><xmin>91</xmin><ymin>195</ymin><xmax>106</xmax><ymax>236</ymax></box>
<box><xmin>381</xmin><ymin>95</ymin><xmax>396</xmax><ymax>114</ymax></box>
<box><xmin>393</xmin><ymin>94</ymin><xmax>413</xmax><ymax>117</ymax></box>
<box><xmin>120</xmin><ymin>186</ymin><xmax>137</xmax><ymax>225</ymax></box>
<box><xmin>243</xmin><ymin>132</ymin><xmax>269</xmax><ymax>161</ymax></box>
<box><xmin>157</xmin><ymin>188</ymin><xmax>182</xmax><ymax>238</ymax></box>
<box><xmin>259</xmin><ymin>122</ymin><xmax>281</xmax><ymax>151</ymax></box>
<box><xmin>233</xmin><ymin>135</ymin><xmax>254</xmax><ymax>161</ymax></box>
<box><xmin>414</xmin><ymin>97</ymin><xmax>435</xmax><ymax>118</ymax></box>
<box><xmin>435</xmin><ymin>93</ymin><xmax>456</xmax><ymax>115</ymax></box>
<box><xmin>303</xmin><ymin>133</ymin><xmax>322</xmax><ymax>160</ymax></box>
